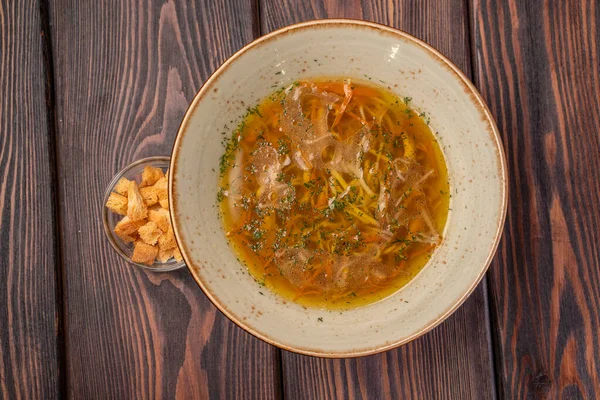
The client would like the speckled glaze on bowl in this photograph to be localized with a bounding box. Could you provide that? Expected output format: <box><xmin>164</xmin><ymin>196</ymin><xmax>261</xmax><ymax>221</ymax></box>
<box><xmin>169</xmin><ymin>20</ymin><xmax>507</xmax><ymax>357</ymax></box>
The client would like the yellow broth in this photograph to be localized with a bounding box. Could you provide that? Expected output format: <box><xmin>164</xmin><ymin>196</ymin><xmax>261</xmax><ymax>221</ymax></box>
<box><xmin>217</xmin><ymin>78</ymin><xmax>450</xmax><ymax>309</ymax></box>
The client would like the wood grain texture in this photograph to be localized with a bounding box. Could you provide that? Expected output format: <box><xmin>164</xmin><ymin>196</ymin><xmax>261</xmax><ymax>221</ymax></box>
<box><xmin>470</xmin><ymin>0</ymin><xmax>600</xmax><ymax>398</ymax></box>
<box><xmin>49</xmin><ymin>0</ymin><xmax>279</xmax><ymax>398</ymax></box>
<box><xmin>0</xmin><ymin>0</ymin><xmax>61</xmax><ymax>398</ymax></box>
<box><xmin>260</xmin><ymin>1</ymin><xmax>496</xmax><ymax>398</ymax></box>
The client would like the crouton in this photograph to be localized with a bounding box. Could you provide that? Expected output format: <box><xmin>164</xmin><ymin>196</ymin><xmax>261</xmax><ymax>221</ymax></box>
<box><xmin>152</xmin><ymin>176</ymin><xmax>168</xmax><ymax>201</ymax></box>
<box><xmin>106</xmin><ymin>192</ymin><xmax>128</xmax><ymax>215</ymax></box>
<box><xmin>173</xmin><ymin>246</ymin><xmax>183</xmax><ymax>262</ymax></box>
<box><xmin>157</xmin><ymin>246</ymin><xmax>174</xmax><ymax>263</ymax></box>
<box><xmin>127</xmin><ymin>181</ymin><xmax>148</xmax><ymax>221</ymax></box>
<box><xmin>148</xmin><ymin>208</ymin><xmax>171</xmax><ymax>232</ymax></box>
<box><xmin>139</xmin><ymin>186</ymin><xmax>159</xmax><ymax>207</ymax></box>
<box><xmin>113</xmin><ymin>177</ymin><xmax>131</xmax><ymax>196</ymax></box>
<box><xmin>117</xmin><ymin>232</ymin><xmax>137</xmax><ymax>243</ymax></box>
<box><xmin>159</xmin><ymin>198</ymin><xmax>169</xmax><ymax>209</ymax></box>
<box><xmin>114</xmin><ymin>217</ymin><xmax>144</xmax><ymax>243</ymax></box>
<box><xmin>132</xmin><ymin>240</ymin><xmax>158</xmax><ymax>265</ymax></box>
<box><xmin>158</xmin><ymin>227</ymin><xmax>177</xmax><ymax>250</ymax></box>
<box><xmin>140</xmin><ymin>166</ymin><xmax>164</xmax><ymax>187</ymax></box>
<box><xmin>137</xmin><ymin>221</ymin><xmax>162</xmax><ymax>246</ymax></box>
<box><xmin>114</xmin><ymin>216</ymin><xmax>145</xmax><ymax>237</ymax></box>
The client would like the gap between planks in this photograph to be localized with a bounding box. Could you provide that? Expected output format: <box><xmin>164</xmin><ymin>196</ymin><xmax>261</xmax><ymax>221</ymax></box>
<box><xmin>38</xmin><ymin>0</ymin><xmax>68</xmax><ymax>396</ymax></box>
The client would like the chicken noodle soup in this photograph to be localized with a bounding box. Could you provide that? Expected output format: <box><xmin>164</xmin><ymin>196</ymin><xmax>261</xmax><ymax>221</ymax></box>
<box><xmin>217</xmin><ymin>78</ymin><xmax>450</xmax><ymax>309</ymax></box>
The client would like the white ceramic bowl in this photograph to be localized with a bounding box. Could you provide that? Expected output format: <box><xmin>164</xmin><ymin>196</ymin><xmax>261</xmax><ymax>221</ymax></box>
<box><xmin>169</xmin><ymin>20</ymin><xmax>507</xmax><ymax>357</ymax></box>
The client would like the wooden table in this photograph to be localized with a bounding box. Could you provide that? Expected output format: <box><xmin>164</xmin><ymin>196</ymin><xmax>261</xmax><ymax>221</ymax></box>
<box><xmin>2</xmin><ymin>0</ymin><xmax>599</xmax><ymax>398</ymax></box>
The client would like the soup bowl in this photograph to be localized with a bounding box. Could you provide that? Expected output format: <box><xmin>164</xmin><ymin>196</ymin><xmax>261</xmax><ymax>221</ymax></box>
<box><xmin>169</xmin><ymin>19</ymin><xmax>507</xmax><ymax>357</ymax></box>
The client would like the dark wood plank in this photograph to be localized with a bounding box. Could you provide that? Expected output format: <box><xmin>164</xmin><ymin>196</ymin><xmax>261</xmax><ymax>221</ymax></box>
<box><xmin>470</xmin><ymin>0</ymin><xmax>600</xmax><ymax>397</ymax></box>
<box><xmin>260</xmin><ymin>1</ymin><xmax>496</xmax><ymax>399</ymax></box>
<box><xmin>49</xmin><ymin>0</ymin><xmax>279</xmax><ymax>398</ymax></box>
<box><xmin>0</xmin><ymin>0</ymin><xmax>61</xmax><ymax>398</ymax></box>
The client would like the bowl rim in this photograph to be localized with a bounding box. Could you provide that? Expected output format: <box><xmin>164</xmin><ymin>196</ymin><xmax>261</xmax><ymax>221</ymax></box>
<box><xmin>102</xmin><ymin>156</ymin><xmax>186</xmax><ymax>272</ymax></box>
<box><xmin>169</xmin><ymin>18</ymin><xmax>509</xmax><ymax>357</ymax></box>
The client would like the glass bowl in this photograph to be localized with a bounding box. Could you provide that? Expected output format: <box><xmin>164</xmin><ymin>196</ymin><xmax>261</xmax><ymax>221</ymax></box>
<box><xmin>102</xmin><ymin>156</ymin><xmax>185</xmax><ymax>272</ymax></box>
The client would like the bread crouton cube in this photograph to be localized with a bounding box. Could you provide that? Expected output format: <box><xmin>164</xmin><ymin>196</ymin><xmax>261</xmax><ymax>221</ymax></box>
<box><xmin>157</xmin><ymin>247</ymin><xmax>174</xmax><ymax>263</ymax></box>
<box><xmin>132</xmin><ymin>240</ymin><xmax>158</xmax><ymax>265</ymax></box>
<box><xmin>137</xmin><ymin>221</ymin><xmax>162</xmax><ymax>246</ymax></box>
<box><xmin>152</xmin><ymin>176</ymin><xmax>168</xmax><ymax>201</ymax></box>
<box><xmin>139</xmin><ymin>186</ymin><xmax>159</xmax><ymax>207</ymax></box>
<box><xmin>140</xmin><ymin>166</ymin><xmax>164</xmax><ymax>187</ymax></box>
<box><xmin>158</xmin><ymin>227</ymin><xmax>177</xmax><ymax>250</ymax></box>
<box><xmin>113</xmin><ymin>177</ymin><xmax>131</xmax><ymax>196</ymax></box>
<box><xmin>116</xmin><ymin>231</ymin><xmax>137</xmax><ymax>243</ymax></box>
<box><xmin>115</xmin><ymin>228</ymin><xmax>138</xmax><ymax>243</ymax></box>
<box><xmin>106</xmin><ymin>192</ymin><xmax>128</xmax><ymax>215</ymax></box>
<box><xmin>173</xmin><ymin>247</ymin><xmax>183</xmax><ymax>262</ymax></box>
<box><xmin>159</xmin><ymin>198</ymin><xmax>168</xmax><ymax>209</ymax></box>
<box><xmin>127</xmin><ymin>181</ymin><xmax>148</xmax><ymax>221</ymax></box>
<box><xmin>114</xmin><ymin>215</ymin><xmax>145</xmax><ymax>237</ymax></box>
<box><xmin>148</xmin><ymin>208</ymin><xmax>171</xmax><ymax>232</ymax></box>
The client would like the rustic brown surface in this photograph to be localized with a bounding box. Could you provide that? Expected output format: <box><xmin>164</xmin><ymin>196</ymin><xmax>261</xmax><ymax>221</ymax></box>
<box><xmin>49</xmin><ymin>0</ymin><xmax>279</xmax><ymax>398</ymax></box>
<box><xmin>0</xmin><ymin>0</ymin><xmax>61</xmax><ymax>398</ymax></box>
<box><xmin>471</xmin><ymin>0</ymin><xmax>600</xmax><ymax>398</ymax></box>
<box><xmin>261</xmin><ymin>1</ymin><xmax>496</xmax><ymax>398</ymax></box>
<box><xmin>4</xmin><ymin>0</ymin><xmax>600</xmax><ymax>398</ymax></box>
